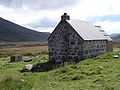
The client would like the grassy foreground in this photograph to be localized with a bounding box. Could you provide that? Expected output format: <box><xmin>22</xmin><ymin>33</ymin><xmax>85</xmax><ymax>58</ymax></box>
<box><xmin>0</xmin><ymin>50</ymin><xmax>120</xmax><ymax>90</ymax></box>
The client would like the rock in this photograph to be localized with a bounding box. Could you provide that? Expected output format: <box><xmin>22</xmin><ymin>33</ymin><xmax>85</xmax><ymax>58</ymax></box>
<box><xmin>22</xmin><ymin>64</ymin><xmax>36</xmax><ymax>71</ymax></box>
<box><xmin>25</xmin><ymin>64</ymin><xmax>33</xmax><ymax>70</ymax></box>
<box><xmin>113</xmin><ymin>55</ymin><xmax>119</xmax><ymax>58</ymax></box>
<box><xmin>117</xmin><ymin>53</ymin><xmax>120</xmax><ymax>57</ymax></box>
<box><xmin>21</xmin><ymin>79</ymin><xmax>25</xmax><ymax>82</ymax></box>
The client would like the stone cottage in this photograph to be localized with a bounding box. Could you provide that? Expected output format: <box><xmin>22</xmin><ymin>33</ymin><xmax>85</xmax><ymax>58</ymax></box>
<box><xmin>48</xmin><ymin>13</ymin><xmax>113</xmax><ymax>63</ymax></box>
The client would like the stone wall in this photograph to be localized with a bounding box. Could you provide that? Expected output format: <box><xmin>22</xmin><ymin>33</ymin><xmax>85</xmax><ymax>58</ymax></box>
<box><xmin>83</xmin><ymin>40</ymin><xmax>107</xmax><ymax>59</ymax></box>
<box><xmin>66</xmin><ymin>28</ymin><xmax>84</xmax><ymax>62</ymax></box>
<box><xmin>48</xmin><ymin>20</ymin><xmax>84</xmax><ymax>63</ymax></box>
<box><xmin>48</xmin><ymin>21</ymin><xmax>68</xmax><ymax>63</ymax></box>
<box><xmin>106</xmin><ymin>41</ymin><xmax>113</xmax><ymax>52</ymax></box>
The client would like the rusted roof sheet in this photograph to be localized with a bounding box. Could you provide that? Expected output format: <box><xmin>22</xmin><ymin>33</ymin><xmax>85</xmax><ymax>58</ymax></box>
<box><xmin>67</xmin><ymin>20</ymin><xmax>111</xmax><ymax>41</ymax></box>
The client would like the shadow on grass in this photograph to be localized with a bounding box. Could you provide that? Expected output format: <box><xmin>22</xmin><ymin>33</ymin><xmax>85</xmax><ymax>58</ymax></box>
<box><xmin>20</xmin><ymin>61</ymin><xmax>56</xmax><ymax>72</ymax></box>
<box><xmin>30</xmin><ymin>60</ymin><xmax>81</xmax><ymax>72</ymax></box>
<box><xmin>20</xmin><ymin>60</ymin><xmax>81</xmax><ymax>73</ymax></box>
<box><xmin>32</xmin><ymin>61</ymin><xmax>55</xmax><ymax>72</ymax></box>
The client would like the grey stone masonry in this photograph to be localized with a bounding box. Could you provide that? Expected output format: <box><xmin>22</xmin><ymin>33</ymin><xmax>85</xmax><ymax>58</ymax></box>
<box><xmin>83</xmin><ymin>40</ymin><xmax>106</xmax><ymax>59</ymax></box>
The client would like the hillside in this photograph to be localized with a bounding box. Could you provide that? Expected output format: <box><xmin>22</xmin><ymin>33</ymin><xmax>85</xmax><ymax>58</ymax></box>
<box><xmin>112</xmin><ymin>35</ymin><xmax>120</xmax><ymax>42</ymax></box>
<box><xmin>109</xmin><ymin>33</ymin><xmax>120</xmax><ymax>38</ymax></box>
<box><xmin>0</xmin><ymin>46</ymin><xmax>120</xmax><ymax>89</ymax></box>
<box><xmin>110</xmin><ymin>33</ymin><xmax>120</xmax><ymax>42</ymax></box>
<box><xmin>0</xmin><ymin>17</ymin><xmax>50</xmax><ymax>42</ymax></box>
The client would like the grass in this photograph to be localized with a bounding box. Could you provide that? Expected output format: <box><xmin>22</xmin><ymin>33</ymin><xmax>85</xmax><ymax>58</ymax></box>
<box><xmin>0</xmin><ymin>42</ymin><xmax>120</xmax><ymax>90</ymax></box>
<box><xmin>0</xmin><ymin>51</ymin><xmax>120</xmax><ymax>90</ymax></box>
<box><xmin>0</xmin><ymin>42</ymin><xmax>48</xmax><ymax>57</ymax></box>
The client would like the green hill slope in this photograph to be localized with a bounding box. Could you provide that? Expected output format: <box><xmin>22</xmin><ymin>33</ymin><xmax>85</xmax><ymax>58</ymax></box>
<box><xmin>0</xmin><ymin>17</ymin><xmax>50</xmax><ymax>42</ymax></box>
<box><xmin>0</xmin><ymin>50</ymin><xmax>120</xmax><ymax>90</ymax></box>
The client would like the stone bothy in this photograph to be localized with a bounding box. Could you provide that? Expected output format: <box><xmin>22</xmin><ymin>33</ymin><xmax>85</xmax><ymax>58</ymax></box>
<box><xmin>48</xmin><ymin>13</ymin><xmax>113</xmax><ymax>63</ymax></box>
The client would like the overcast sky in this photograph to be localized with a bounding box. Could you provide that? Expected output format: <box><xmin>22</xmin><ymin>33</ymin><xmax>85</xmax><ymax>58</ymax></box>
<box><xmin>0</xmin><ymin>0</ymin><xmax>120</xmax><ymax>34</ymax></box>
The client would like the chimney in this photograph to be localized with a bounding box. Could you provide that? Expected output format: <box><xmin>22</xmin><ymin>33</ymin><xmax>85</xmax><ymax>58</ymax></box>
<box><xmin>61</xmin><ymin>13</ymin><xmax>70</xmax><ymax>21</ymax></box>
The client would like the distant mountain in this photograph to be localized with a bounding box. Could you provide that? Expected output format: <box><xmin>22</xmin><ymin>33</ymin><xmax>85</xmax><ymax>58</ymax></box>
<box><xmin>0</xmin><ymin>17</ymin><xmax>50</xmax><ymax>42</ymax></box>
<box><xmin>109</xmin><ymin>33</ymin><xmax>120</xmax><ymax>42</ymax></box>
<box><xmin>109</xmin><ymin>33</ymin><xmax>120</xmax><ymax>38</ymax></box>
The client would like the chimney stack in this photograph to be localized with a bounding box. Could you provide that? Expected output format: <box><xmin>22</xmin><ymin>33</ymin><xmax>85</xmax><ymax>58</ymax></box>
<box><xmin>61</xmin><ymin>13</ymin><xmax>70</xmax><ymax>21</ymax></box>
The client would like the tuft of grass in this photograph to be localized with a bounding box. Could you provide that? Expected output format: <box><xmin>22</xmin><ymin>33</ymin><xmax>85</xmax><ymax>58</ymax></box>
<box><xmin>0</xmin><ymin>74</ymin><xmax>32</xmax><ymax>90</ymax></box>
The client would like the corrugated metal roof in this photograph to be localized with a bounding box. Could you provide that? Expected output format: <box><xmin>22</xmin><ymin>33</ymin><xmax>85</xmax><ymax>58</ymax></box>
<box><xmin>67</xmin><ymin>20</ymin><xmax>111</xmax><ymax>41</ymax></box>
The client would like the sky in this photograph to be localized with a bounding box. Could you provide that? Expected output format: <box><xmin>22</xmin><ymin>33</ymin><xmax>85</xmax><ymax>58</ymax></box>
<box><xmin>0</xmin><ymin>0</ymin><xmax>120</xmax><ymax>34</ymax></box>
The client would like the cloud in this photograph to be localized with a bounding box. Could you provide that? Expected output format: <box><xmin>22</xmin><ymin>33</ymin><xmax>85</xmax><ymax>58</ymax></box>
<box><xmin>94</xmin><ymin>21</ymin><xmax>120</xmax><ymax>34</ymax></box>
<box><xmin>27</xmin><ymin>17</ymin><xmax>57</xmax><ymax>28</ymax></box>
<box><xmin>68</xmin><ymin>0</ymin><xmax>120</xmax><ymax>20</ymax></box>
<box><xmin>0</xmin><ymin>0</ymin><xmax>120</xmax><ymax>34</ymax></box>
<box><xmin>33</xmin><ymin>27</ymin><xmax>54</xmax><ymax>33</ymax></box>
<box><xmin>0</xmin><ymin>0</ymin><xmax>11</xmax><ymax>6</ymax></box>
<box><xmin>87</xmin><ymin>14</ymin><xmax>120</xmax><ymax>23</ymax></box>
<box><xmin>0</xmin><ymin>0</ymin><xmax>79</xmax><ymax>10</ymax></box>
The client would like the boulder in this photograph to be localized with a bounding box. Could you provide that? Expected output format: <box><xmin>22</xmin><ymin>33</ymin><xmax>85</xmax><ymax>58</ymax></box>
<box><xmin>117</xmin><ymin>53</ymin><xmax>120</xmax><ymax>57</ymax></box>
<box><xmin>22</xmin><ymin>64</ymin><xmax>37</xmax><ymax>71</ymax></box>
<box><xmin>113</xmin><ymin>55</ymin><xmax>119</xmax><ymax>58</ymax></box>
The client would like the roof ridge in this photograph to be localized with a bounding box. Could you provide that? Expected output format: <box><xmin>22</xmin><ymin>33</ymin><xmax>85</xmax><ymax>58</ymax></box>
<box><xmin>67</xmin><ymin>19</ymin><xmax>89</xmax><ymax>23</ymax></box>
